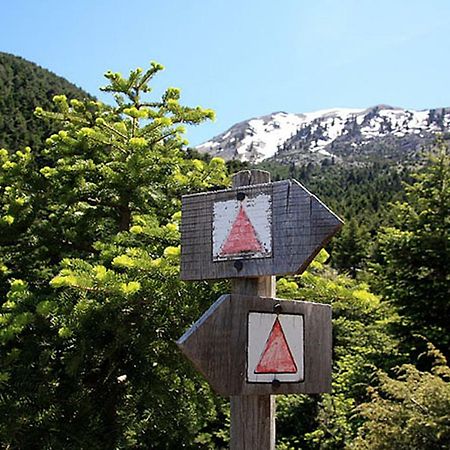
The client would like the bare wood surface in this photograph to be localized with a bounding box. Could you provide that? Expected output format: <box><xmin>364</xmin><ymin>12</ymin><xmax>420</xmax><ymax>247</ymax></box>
<box><xmin>177</xmin><ymin>293</ymin><xmax>332</xmax><ymax>396</ymax></box>
<box><xmin>177</xmin><ymin>170</ymin><xmax>335</xmax><ymax>449</ymax></box>
<box><xmin>181</xmin><ymin>178</ymin><xmax>343</xmax><ymax>280</ymax></box>
<box><xmin>230</xmin><ymin>169</ymin><xmax>275</xmax><ymax>450</ymax></box>
<box><xmin>230</xmin><ymin>395</ymin><xmax>276</xmax><ymax>450</ymax></box>
<box><xmin>230</xmin><ymin>289</ymin><xmax>276</xmax><ymax>450</ymax></box>
<box><xmin>232</xmin><ymin>169</ymin><xmax>271</xmax><ymax>186</ymax></box>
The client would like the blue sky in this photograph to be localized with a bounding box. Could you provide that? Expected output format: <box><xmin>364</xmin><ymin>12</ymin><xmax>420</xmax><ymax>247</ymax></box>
<box><xmin>2</xmin><ymin>0</ymin><xmax>450</xmax><ymax>146</ymax></box>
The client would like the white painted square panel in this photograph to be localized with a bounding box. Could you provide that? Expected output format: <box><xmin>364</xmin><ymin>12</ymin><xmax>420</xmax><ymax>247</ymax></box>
<box><xmin>247</xmin><ymin>312</ymin><xmax>304</xmax><ymax>383</ymax></box>
<box><xmin>212</xmin><ymin>193</ymin><xmax>272</xmax><ymax>261</ymax></box>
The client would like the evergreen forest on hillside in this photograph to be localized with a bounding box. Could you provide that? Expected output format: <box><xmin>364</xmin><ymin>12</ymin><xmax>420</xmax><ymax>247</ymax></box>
<box><xmin>0</xmin><ymin>56</ymin><xmax>449</xmax><ymax>449</ymax></box>
<box><xmin>0</xmin><ymin>52</ymin><xmax>91</xmax><ymax>151</ymax></box>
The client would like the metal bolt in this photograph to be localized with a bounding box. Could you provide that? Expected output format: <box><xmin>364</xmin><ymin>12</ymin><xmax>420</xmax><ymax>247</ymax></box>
<box><xmin>236</xmin><ymin>192</ymin><xmax>246</xmax><ymax>201</ymax></box>
<box><xmin>272</xmin><ymin>379</ymin><xmax>281</xmax><ymax>389</ymax></box>
<box><xmin>273</xmin><ymin>303</ymin><xmax>282</xmax><ymax>314</ymax></box>
<box><xmin>234</xmin><ymin>260</ymin><xmax>243</xmax><ymax>271</ymax></box>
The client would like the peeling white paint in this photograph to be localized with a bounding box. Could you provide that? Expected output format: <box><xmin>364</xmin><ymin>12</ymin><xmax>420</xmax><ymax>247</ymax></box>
<box><xmin>212</xmin><ymin>194</ymin><xmax>272</xmax><ymax>261</ymax></box>
<box><xmin>247</xmin><ymin>312</ymin><xmax>304</xmax><ymax>383</ymax></box>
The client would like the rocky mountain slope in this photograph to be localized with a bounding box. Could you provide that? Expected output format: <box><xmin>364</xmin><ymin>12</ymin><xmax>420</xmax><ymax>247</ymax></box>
<box><xmin>197</xmin><ymin>105</ymin><xmax>449</xmax><ymax>164</ymax></box>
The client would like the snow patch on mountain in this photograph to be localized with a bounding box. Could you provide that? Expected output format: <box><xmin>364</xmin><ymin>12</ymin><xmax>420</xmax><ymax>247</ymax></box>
<box><xmin>196</xmin><ymin>105</ymin><xmax>450</xmax><ymax>163</ymax></box>
<box><xmin>237</xmin><ymin>113</ymin><xmax>304</xmax><ymax>159</ymax></box>
<box><xmin>198</xmin><ymin>112</ymin><xmax>304</xmax><ymax>161</ymax></box>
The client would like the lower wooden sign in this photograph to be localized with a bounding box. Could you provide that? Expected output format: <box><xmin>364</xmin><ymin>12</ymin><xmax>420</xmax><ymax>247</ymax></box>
<box><xmin>177</xmin><ymin>294</ymin><xmax>332</xmax><ymax>396</ymax></box>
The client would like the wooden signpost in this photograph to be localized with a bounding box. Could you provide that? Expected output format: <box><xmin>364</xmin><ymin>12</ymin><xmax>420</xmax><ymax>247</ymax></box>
<box><xmin>181</xmin><ymin>174</ymin><xmax>342</xmax><ymax>280</ymax></box>
<box><xmin>177</xmin><ymin>294</ymin><xmax>332</xmax><ymax>396</ymax></box>
<box><xmin>177</xmin><ymin>169</ymin><xmax>343</xmax><ymax>449</ymax></box>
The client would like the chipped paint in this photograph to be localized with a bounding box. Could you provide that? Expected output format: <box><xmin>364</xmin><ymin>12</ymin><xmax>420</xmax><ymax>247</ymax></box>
<box><xmin>212</xmin><ymin>193</ymin><xmax>272</xmax><ymax>261</ymax></box>
<box><xmin>255</xmin><ymin>318</ymin><xmax>297</xmax><ymax>374</ymax></box>
<box><xmin>247</xmin><ymin>312</ymin><xmax>304</xmax><ymax>383</ymax></box>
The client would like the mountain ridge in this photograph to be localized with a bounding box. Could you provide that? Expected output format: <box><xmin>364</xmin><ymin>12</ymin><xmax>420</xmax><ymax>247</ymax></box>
<box><xmin>197</xmin><ymin>105</ymin><xmax>449</xmax><ymax>164</ymax></box>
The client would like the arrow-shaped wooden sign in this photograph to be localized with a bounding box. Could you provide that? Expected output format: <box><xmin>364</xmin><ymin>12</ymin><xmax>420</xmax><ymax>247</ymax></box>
<box><xmin>177</xmin><ymin>294</ymin><xmax>332</xmax><ymax>396</ymax></box>
<box><xmin>181</xmin><ymin>179</ymin><xmax>343</xmax><ymax>280</ymax></box>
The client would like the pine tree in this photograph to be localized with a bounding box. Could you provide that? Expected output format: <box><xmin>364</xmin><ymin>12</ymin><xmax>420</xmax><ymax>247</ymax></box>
<box><xmin>349</xmin><ymin>345</ymin><xmax>450</xmax><ymax>450</ymax></box>
<box><xmin>332</xmin><ymin>219</ymin><xmax>369</xmax><ymax>277</ymax></box>
<box><xmin>0</xmin><ymin>62</ymin><xmax>229</xmax><ymax>448</ymax></box>
<box><xmin>372</xmin><ymin>139</ymin><xmax>450</xmax><ymax>357</ymax></box>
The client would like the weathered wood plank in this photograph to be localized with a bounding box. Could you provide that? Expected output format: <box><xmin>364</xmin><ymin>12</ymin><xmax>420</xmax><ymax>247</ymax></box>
<box><xmin>181</xmin><ymin>179</ymin><xmax>343</xmax><ymax>280</ymax></box>
<box><xmin>229</xmin><ymin>169</ymin><xmax>275</xmax><ymax>450</ymax></box>
<box><xmin>178</xmin><ymin>169</ymin><xmax>336</xmax><ymax>450</ymax></box>
<box><xmin>177</xmin><ymin>294</ymin><xmax>332</xmax><ymax>396</ymax></box>
<box><xmin>230</xmin><ymin>396</ymin><xmax>275</xmax><ymax>450</ymax></box>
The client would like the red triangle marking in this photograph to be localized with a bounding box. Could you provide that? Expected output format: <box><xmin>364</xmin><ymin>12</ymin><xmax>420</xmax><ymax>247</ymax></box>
<box><xmin>255</xmin><ymin>318</ymin><xmax>297</xmax><ymax>374</ymax></box>
<box><xmin>219</xmin><ymin>205</ymin><xmax>263</xmax><ymax>256</ymax></box>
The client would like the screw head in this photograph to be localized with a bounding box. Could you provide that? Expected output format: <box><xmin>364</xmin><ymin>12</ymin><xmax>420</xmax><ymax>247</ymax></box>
<box><xmin>234</xmin><ymin>260</ymin><xmax>243</xmax><ymax>271</ymax></box>
<box><xmin>272</xmin><ymin>379</ymin><xmax>281</xmax><ymax>389</ymax></box>
<box><xmin>273</xmin><ymin>303</ymin><xmax>282</xmax><ymax>314</ymax></box>
<box><xmin>236</xmin><ymin>192</ymin><xmax>246</xmax><ymax>201</ymax></box>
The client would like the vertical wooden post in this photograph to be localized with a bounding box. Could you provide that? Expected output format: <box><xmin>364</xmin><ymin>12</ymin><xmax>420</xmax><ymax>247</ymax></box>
<box><xmin>230</xmin><ymin>169</ymin><xmax>276</xmax><ymax>450</ymax></box>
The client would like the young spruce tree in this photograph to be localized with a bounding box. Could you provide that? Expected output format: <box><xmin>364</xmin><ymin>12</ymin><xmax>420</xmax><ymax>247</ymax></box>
<box><xmin>372</xmin><ymin>140</ymin><xmax>450</xmax><ymax>358</ymax></box>
<box><xmin>0</xmin><ymin>63</ymin><xmax>229</xmax><ymax>449</ymax></box>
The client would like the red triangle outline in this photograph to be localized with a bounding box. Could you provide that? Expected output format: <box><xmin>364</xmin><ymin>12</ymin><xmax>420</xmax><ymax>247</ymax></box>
<box><xmin>219</xmin><ymin>204</ymin><xmax>264</xmax><ymax>256</ymax></box>
<box><xmin>255</xmin><ymin>317</ymin><xmax>297</xmax><ymax>374</ymax></box>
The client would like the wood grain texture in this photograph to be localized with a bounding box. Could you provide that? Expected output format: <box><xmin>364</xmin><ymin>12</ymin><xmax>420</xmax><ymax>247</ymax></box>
<box><xmin>232</xmin><ymin>169</ymin><xmax>271</xmax><ymax>187</ymax></box>
<box><xmin>178</xmin><ymin>170</ymin><xmax>335</xmax><ymax>449</ymax></box>
<box><xmin>230</xmin><ymin>169</ymin><xmax>275</xmax><ymax>450</ymax></box>
<box><xmin>181</xmin><ymin>179</ymin><xmax>343</xmax><ymax>280</ymax></box>
<box><xmin>230</xmin><ymin>395</ymin><xmax>275</xmax><ymax>450</ymax></box>
<box><xmin>176</xmin><ymin>294</ymin><xmax>332</xmax><ymax>396</ymax></box>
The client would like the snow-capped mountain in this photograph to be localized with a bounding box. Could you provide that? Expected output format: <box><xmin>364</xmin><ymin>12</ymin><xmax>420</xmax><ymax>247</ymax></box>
<box><xmin>196</xmin><ymin>105</ymin><xmax>449</xmax><ymax>164</ymax></box>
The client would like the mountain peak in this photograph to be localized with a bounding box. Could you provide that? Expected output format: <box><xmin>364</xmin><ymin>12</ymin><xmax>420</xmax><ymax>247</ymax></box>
<box><xmin>196</xmin><ymin>105</ymin><xmax>449</xmax><ymax>164</ymax></box>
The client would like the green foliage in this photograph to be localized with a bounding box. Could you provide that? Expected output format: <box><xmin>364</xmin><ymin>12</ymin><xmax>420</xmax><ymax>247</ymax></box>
<box><xmin>0</xmin><ymin>52</ymin><xmax>91</xmax><ymax>151</ymax></box>
<box><xmin>257</xmin><ymin>159</ymin><xmax>410</xmax><ymax>275</ymax></box>
<box><xmin>332</xmin><ymin>219</ymin><xmax>370</xmax><ymax>277</ymax></box>
<box><xmin>2</xmin><ymin>54</ymin><xmax>447</xmax><ymax>449</ymax></box>
<box><xmin>275</xmin><ymin>250</ymin><xmax>402</xmax><ymax>449</ymax></box>
<box><xmin>0</xmin><ymin>62</ymin><xmax>229</xmax><ymax>449</ymax></box>
<box><xmin>372</xmin><ymin>141</ymin><xmax>450</xmax><ymax>357</ymax></box>
<box><xmin>348</xmin><ymin>345</ymin><xmax>450</xmax><ymax>450</ymax></box>
<box><xmin>257</xmin><ymin>160</ymin><xmax>408</xmax><ymax>228</ymax></box>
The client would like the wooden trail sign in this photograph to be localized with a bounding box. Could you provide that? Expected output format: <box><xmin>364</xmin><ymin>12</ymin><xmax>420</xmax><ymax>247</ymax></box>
<box><xmin>181</xmin><ymin>179</ymin><xmax>343</xmax><ymax>280</ymax></box>
<box><xmin>177</xmin><ymin>294</ymin><xmax>332</xmax><ymax>396</ymax></box>
<box><xmin>178</xmin><ymin>169</ymin><xmax>342</xmax><ymax>449</ymax></box>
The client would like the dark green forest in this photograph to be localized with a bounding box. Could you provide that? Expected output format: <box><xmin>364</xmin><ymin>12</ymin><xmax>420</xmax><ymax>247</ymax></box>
<box><xmin>0</xmin><ymin>55</ymin><xmax>449</xmax><ymax>449</ymax></box>
<box><xmin>0</xmin><ymin>52</ymin><xmax>90</xmax><ymax>151</ymax></box>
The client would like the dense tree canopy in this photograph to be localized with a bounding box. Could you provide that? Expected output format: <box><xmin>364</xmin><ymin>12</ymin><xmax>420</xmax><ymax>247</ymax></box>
<box><xmin>0</xmin><ymin>56</ymin><xmax>449</xmax><ymax>449</ymax></box>
<box><xmin>0</xmin><ymin>62</ymin><xmax>229</xmax><ymax>448</ymax></box>
<box><xmin>275</xmin><ymin>251</ymin><xmax>402</xmax><ymax>450</ymax></box>
<box><xmin>0</xmin><ymin>52</ymin><xmax>91</xmax><ymax>151</ymax></box>
<box><xmin>372</xmin><ymin>142</ymin><xmax>450</xmax><ymax>358</ymax></box>
<box><xmin>349</xmin><ymin>345</ymin><xmax>450</xmax><ymax>450</ymax></box>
